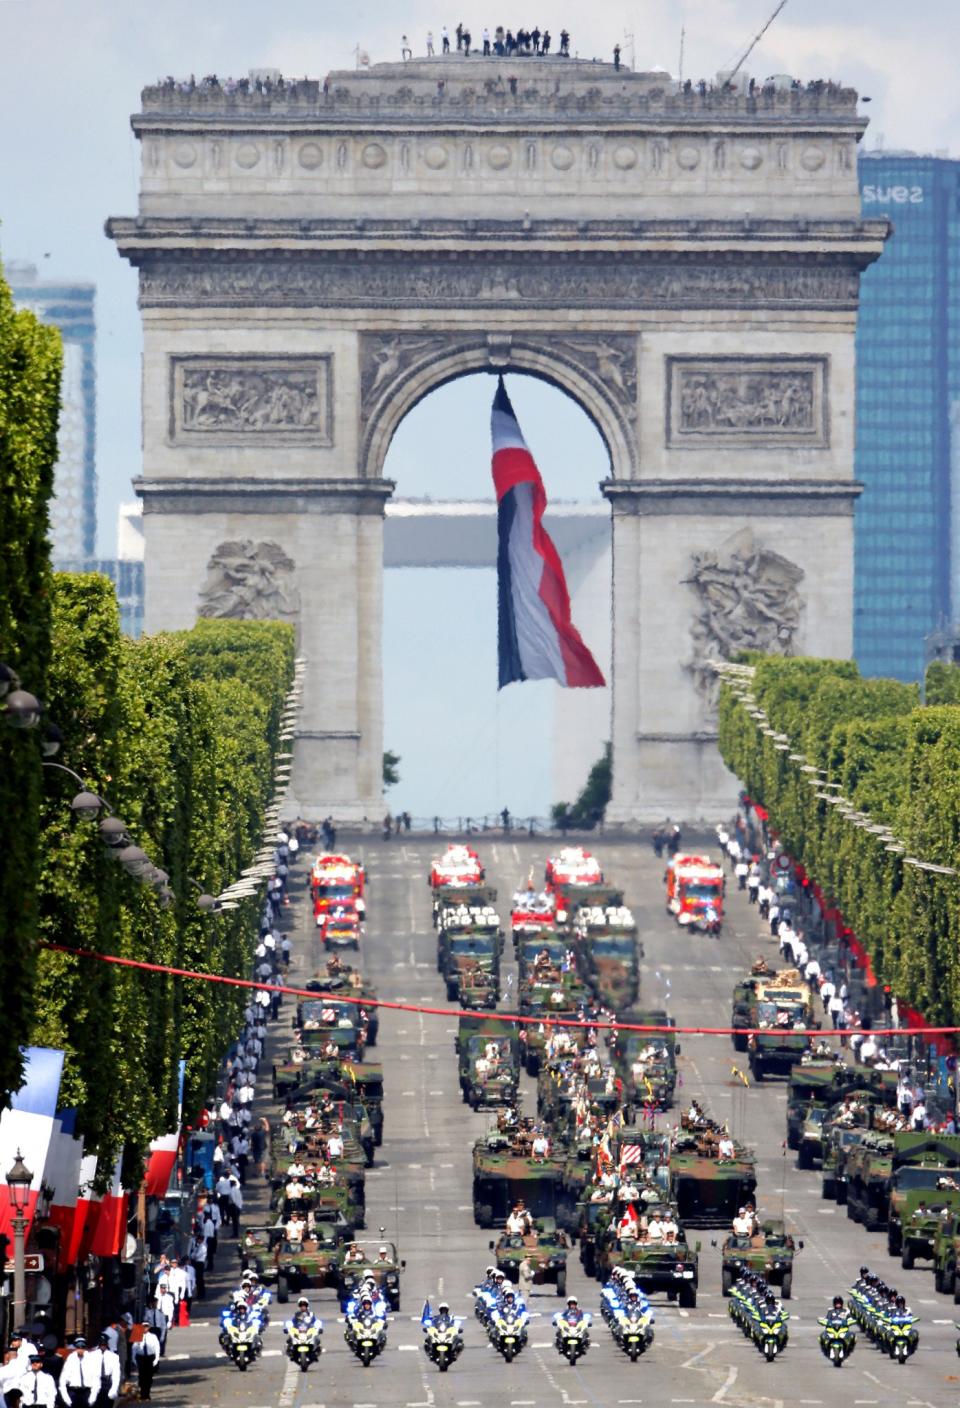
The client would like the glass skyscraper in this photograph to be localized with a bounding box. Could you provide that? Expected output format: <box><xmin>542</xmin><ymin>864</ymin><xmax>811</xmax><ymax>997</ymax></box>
<box><xmin>855</xmin><ymin>151</ymin><xmax>960</xmax><ymax>681</ymax></box>
<box><xmin>7</xmin><ymin>261</ymin><xmax>97</xmax><ymax>562</ymax></box>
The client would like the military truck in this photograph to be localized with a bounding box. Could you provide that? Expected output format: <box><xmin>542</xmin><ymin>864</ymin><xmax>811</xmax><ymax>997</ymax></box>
<box><xmin>553</xmin><ymin>882</ymin><xmax>624</xmax><ymax>933</ymax></box>
<box><xmin>273</xmin><ymin>1056</ymin><xmax>384</xmax><ymax>1146</ymax></box>
<box><xmin>611</xmin><ymin>1015</ymin><xmax>679</xmax><ymax>1113</ymax></box>
<box><xmin>886</xmin><ymin>1133</ymin><xmax>960</xmax><ymax>1260</ymax></box>
<box><xmin>517</xmin><ymin>933</ymin><xmax>566</xmax><ymax>979</ymax></box>
<box><xmin>337</xmin><ymin>1237</ymin><xmax>405</xmax><ymax>1311</ymax></box>
<box><xmin>296</xmin><ymin>998</ymin><xmax>368</xmax><ymax>1060</ymax></box>
<box><xmin>302</xmin><ymin>966</ymin><xmax>380</xmax><ymax>1045</ymax></box>
<box><xmin>845</xmin><ymin>1131</ymin><xmax>895</xmax><ymax>1230</ymax></box>
<box><xmin>731</xmin><ymin>968</ymin><xmax>816</xmax><ymax>1079</ymax></box>
<box><xmin>239</xmin><ymin>1225</ymin><xmax>280</xmax><ymax>1285</ymax></box>
<box><xmin>575</xmin><ymin>924</ymin><xmax>640</xmax><ymax>1009</ymax></box>
<box><xmin>491</xmin><ymin>1219</ymin><xmax>571</xmax><ymax>1296</ymax></box>
<box><xmin>439</xmin><ymin>930</ymin><xmax>501</xmax><ymax>1003</ymax></box>
<box><xmin>669</xmin><ymin>1127</ymin><xmax>757</xmax><ymax>1227</ymax></box>
<box><xmin>596</xmin><ymin>1200</ymin><xmax>699</xmax><ymax>1308</ymax></box>
<box><xmin>785</xmin><ymin>1060</ymin><xmax>896</xmax><ymax>1151</ymax></box>
<box><xmin>518</xmin><ymin>973</ymin><xmax>591</xmax><ymax>1076</ymax></box>
<box><xmin>933</xmin><ymin>1212</ymin><xmax>960</xmax><ymax>1300</ymax></box>
<box><xmin>822</xmin><ymin>1125</ymin><xmax>869</xmax><ymax>1203</ymax></box>
<box><xmin>471</xmin><ymin>1127</ymin><xmax>566</xmax><ymax>1228</ymax></box>
<box><xmin>719</xmin><ymin>1219</ymin><xmax>799</xmax><ymax>1298</ymax></box>
<box><xmin>432</xmin><ymin>881</ymin><xmax>497</xmax><ymax>926</ymax></box>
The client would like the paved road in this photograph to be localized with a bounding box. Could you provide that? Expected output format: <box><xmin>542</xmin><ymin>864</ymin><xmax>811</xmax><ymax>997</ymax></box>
<box><xmin>152</xmin><ymin>836</ymin><xmax>959</xmax><ymax>1408</ymax></box>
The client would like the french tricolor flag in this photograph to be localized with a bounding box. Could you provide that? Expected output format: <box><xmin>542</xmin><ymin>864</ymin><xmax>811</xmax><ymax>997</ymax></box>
<box><xmin>491</xmin><ymin>377</ymin><xmax>605</xmax><ymax>690</ymax></box>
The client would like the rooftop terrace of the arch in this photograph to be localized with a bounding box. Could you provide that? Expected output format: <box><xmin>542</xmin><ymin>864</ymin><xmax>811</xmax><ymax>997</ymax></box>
<box><xmin>108</xmin><ymin>57</ymin><xmax>888</xmax><ymax>822</ymax></box>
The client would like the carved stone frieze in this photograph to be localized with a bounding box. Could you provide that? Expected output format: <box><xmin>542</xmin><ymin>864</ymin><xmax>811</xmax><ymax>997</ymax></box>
<box><xmin>683</xmin><ymin>527</ymin><xmax>805</xmax><ymax>703</ymax></box>
<box><xmin>140</xmin><ymin>255</ymin><xmax>861</xmax><ymax>312</ymax></box>
<box><xmin>170</xmin><ymin>355</ymin><xmax>333</xmax><ymax>445</ymax></box>
<box><xmin>667</xmin><ymin>356</ymin><xmax>827</xmax><ymax>448</ymax></box>
<box><xmin>198</xmin><ymin>539</ymin><xmax>300</xmax><ymax>621</ymax></box>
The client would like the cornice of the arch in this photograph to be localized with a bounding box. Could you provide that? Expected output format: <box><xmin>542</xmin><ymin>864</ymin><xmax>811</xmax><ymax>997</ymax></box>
<box><xmin>360</xmin><ymin>330</ymin><xmax>636</xmax><ymax>479</ymax></box>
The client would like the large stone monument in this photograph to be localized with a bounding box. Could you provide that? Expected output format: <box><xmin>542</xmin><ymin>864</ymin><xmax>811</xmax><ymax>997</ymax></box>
<box><xmin>108</xmin><ymin>59</ymin><xmax>886</xmax><ymax>822</ymax></box>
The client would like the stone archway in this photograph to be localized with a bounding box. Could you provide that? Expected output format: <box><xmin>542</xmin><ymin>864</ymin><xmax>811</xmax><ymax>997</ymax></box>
<box><xmin>108</xmin><ymin>57</ymin><xmax>887</xmax><ymax>822</ymax></box>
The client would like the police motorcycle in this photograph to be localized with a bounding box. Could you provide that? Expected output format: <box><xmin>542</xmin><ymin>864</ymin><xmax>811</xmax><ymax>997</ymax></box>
<box><xmin>421</xmin><ymin>1300</ymin><xmax>464</xmax><ymax>1372</ymax></box>
<box><xmin>611</xmin><ymin>1286</ymin><xmax>654</xmax><ymax>1361</ymax></box>
<box><xmin>219</xmin><ymin>1297</ymin><xmax>263</xmax><ymax>1371</ymax></box>
<box><xmin>284</xmin><ymin>1296</ymin><xmax>323</xmax><ymax>1372</ymax></box>
<box><xmin>472</xmin><ymin>1266</ymin><xmax>501</xmax><ymax>1330</ymax></box>
<box><xmin>880</xmin><ymin>1295</ymin><xmax>919</xmax><ymax>1364</ymax></box>
<box><xmin>850</xmin><ymin>1271</ymin><xmax>918</xmax><ymax>1362</ymax></box>
<box><xmin>818</xmin><ymin>1296</ymin><xmax>856</xmax><ymax>1368</ymax></box>
<box><xmin>488</xmin><ymin>1287</ymin><xmax>529</xmax><ymax>1363</ymax></box>
<box><xmin>344</xmin><ymin>1291</ymin><xmax>387</xmax><ymax>1367</ymax></box>
<box><xmin>729</xmin><ymin>1272</ymin><xmax>788</xmax><ymax>1361</ymax></box>
<box><xmin>553</xmin><ymin>1296</ymin><xmax>591</xmax><ymax>1365</ymax></box>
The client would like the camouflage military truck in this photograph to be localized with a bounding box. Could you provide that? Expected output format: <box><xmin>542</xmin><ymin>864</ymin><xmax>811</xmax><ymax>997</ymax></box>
<box><xmin>611</xmin><ymin>1015</ymin><xmax>679</xmax><ymax>1113</ymax></box>
<box><xmin>518</xmin><ymin>973</ymin><xmax>591</xmax><ymax>1076</ymax></box>
<box><xmin>597</xmin><ymin>1200</ymin><xmax>699</xmax><ymax>1308</ymax></box>
<box><xmin>296</xmin><ymin>998</ymin><xmax>368</xmax><ymax>1060</ymax></box>
<box><xmin>575</xmin><ymin>924</ymin><xmax>640</xmax><ymax>1010</ymax></box>
<box><xmin>432</xmin><ymin>882</ymin><xmax>497</xmax><ymax>927</ymax></box>
<box><xmin>845</xmin><ymin>1131</ymin><xmax>895</xmax><ymax>1230</ymax></box>
<box><xmin>517</xmin><ymin>933</ymin><xmax>567</xmax><ymax>979</ymax></box>
<box><xmin>886</xmin><ymin>1133</ymin><xmax>960</xmax><ymax>1260</ymax></box>
<box><xmin>720</xmin><ymin>1219</ymin><xmax>800</xmax><ymax>1298</ymax></box>
<box><xmin>302</xmin><ymin>967</ymin><xmax>380</xmax><ymax>1045</ymax></box>
<box><xmin>735</xmin><ymin>969</ymin><xmax>817</xmax><ymax>1079</ymax></box>
<box><xmin>491</xmin><ymin>1218</ymin><xmax>571</xmax><ymax>1295</ymax></box>
<box><xmin>822</xmin><ymin>1125</ymin><xmax>869</xmax><ymax>1203</ymax></box>
<box><xmin>933</xmin><ymin>1212</ymin><xmax>960</xmax><ymax>1300</ymax></box>
<box><xmin>456</xmin><ymin>1015</ymin><xmax>520</xmax><ymax>1106</ymax></box>
<box><xmin>471</xmin><ymin>1127</ymin><xmax>566</xmax><ymax>1228</ymax></box>
<box><xmin>669</xmin><ymin>1127</ymin><xmax>757</xmax><ymax>1227</ymax></box>
<box><xmin>337</xmin><ymin>1238</ymin><xmax>405</xmax><ymax>1311</ymax></box>
<box><xmin>552</xmin><ymin>882</ymin><xmax>625</xmax><ymax>933</ymax></box>
<box><xmin>798</xmin><ymin>1089</ymin><xmax>880</xmax><ymax>1171</ymax></box>
<box><xmin>785</xmin><ymin>1059</ymin><xmax>897</xmax><ymax>1151</ymax></box>
<box><xmin>439</xmin><ymin>930</ymin><xmax>501</xmax><ymax>1003</ymax></box>
<box><xmin>275</xmin><ymin>1212</ymin><xmax>353</xmax><ymax>1302</ymax></box>
<box><xmin>273</xmin><ymin>1057</ymin><xmax>384</xmax><ymax>1146</ymax></box>
<box><xmin>575</xmin><ymin>1196</ymin><xmax>615</xmax><ymax>1278</ymax></box>
<box><xmin>457</xmin><ymin>963</ymin><xmax>500</xmax><ymax>1010</ymax></box>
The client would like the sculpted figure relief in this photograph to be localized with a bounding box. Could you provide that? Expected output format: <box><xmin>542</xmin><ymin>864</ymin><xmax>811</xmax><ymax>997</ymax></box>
<box><xmin>684</xmin><ymin>528</ymin><xmax>805</xmax><ymax>702</ymax></box>
<box><xmin>678</xmin><ymin>367</ymin><xmax>814</xmax><ymax>433</ymax></box>
<box><xmin>178</xmin><ymin>361</ymin><xmax>328</xmax><ymax>439</ymax></box>
<box><xmin>198</xmin><ymin>540</ymin><xmax>300</xmax><ymax>621</ymax></box>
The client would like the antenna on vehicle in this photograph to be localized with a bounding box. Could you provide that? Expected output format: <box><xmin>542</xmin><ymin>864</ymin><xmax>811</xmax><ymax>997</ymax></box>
<box><xmin>724</xmin><ymin>0</ymin><xmax>789</xmax><ymax>88</ymax></box>
<box><xmin>678</xmin><ymin>24</ymin><xmax>685</xmax><ymax>84</ymax></box>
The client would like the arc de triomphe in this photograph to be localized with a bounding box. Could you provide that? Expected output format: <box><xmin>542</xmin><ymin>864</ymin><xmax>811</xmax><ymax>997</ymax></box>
<box><xmin>108</xmin><ymin>59</ymin><xmax>886</xmax><ymax>823</ymax></box>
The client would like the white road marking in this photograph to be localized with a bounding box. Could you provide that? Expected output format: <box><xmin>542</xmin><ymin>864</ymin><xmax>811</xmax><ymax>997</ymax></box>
<box><xmin>398</xmin><ymin>1343</ymin><xmax>418</xmax><ymax>1350</ymax></box>
<box><xmin>711</xmin><ymin>1367</ymin><xmax>737</xmax><ymax>1403</ymax></box>
<box><xmin>278</xmin><ymin>1354</ymin><xmax>299</xmax><ymax>1408</ymax></box>
<box><xmin>681</xmin><ymin>1342</ymin><xmax>715</xmax><ymax>1368</ymax></box>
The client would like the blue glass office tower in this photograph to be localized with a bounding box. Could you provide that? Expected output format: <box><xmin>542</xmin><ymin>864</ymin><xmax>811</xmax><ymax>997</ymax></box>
<box><xmin>7</xmin><ymin>261</ymin><xmax>97</xmax><ymax>562</ymax></box>
<box><xmin>855</xmin><ymin>152</ymin><xmax>960</xmax><ymax>681</ymax></box>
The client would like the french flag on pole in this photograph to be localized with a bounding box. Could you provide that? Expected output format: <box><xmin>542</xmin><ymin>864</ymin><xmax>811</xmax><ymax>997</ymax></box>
<box><xmin>491</xmin><ymin>377</ymin><xmax>605</xmax><ymax>690</ymax></box>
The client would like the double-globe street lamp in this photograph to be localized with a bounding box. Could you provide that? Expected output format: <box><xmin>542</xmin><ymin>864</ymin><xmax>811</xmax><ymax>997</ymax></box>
<box><xmin>6</xmin><ymin>1150</ymin><xmax>33</xmax><ymax>1336</ymax></box>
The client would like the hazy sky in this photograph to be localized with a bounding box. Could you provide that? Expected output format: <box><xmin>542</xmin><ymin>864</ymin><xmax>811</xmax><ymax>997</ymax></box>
<box><xmin>2</xmin><ymin>1</ymin><xmax>957</xmax><ymax>815</ymax></box>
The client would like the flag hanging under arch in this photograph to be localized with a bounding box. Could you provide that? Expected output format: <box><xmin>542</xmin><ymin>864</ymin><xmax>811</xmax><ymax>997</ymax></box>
<box><xmin>490</xmin><ymin>377</ymin><xmax>605</xmax><ymax>690</ymax></box>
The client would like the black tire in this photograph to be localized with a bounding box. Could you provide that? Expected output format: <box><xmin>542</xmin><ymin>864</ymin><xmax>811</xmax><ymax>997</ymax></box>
<box><xmin>503</xmin><ymin>1345</ymin><xmax>515</xmax><ymax>1363</ymax></box>
<box><xmin>764</xmin><ymin>1342</ymin><xmax>775</xmax><ymax>1362</ymax></box>
<box><xmin>733</xmin><ymin>1033</ymin><xmax>747</xmax><ymax>1053</ymax></box>
<box><xmin>477</xmin><ymin>1203</ymin><xmax>494</xmax><ymax>1229</ymax></box>
<box><xmin>629</xmin><ymin>1344</ymin><xmax>639</xmax><ymax>1362</ymax></box>
<box><xmin>781</xmin><ymin>1271</ymin><xmax>792</xmax><ymax>1301</ymax></box>
<box><xmin>300</xmin><ymin>1357</ymin><xmax>309</xmax><ymax>1373</ymax></box>
<box><xmin>901</xmin><ymin>1245</ymin><xmax>914</xmax><ymax>1271</ymax></box>
<box><xmin>679</xmin><ymin>1284</ymin><xmax>696</xmax><ymax>1309</ymax></box>
<box><xmin>237</xmin><ymin>1358</ymin><xmax>248</xmax><ymax>1372</ymax></box>
<box><xmin>361</xmin><ymin>1347</ymin><xmax>372</xmax><ymax>1367</ymax></box>
<box><xmin>566</xmin><ymin>1347</ymin><xmax>578</xmax><ymax>1365</ymax></box>
<box><xmin>721</xmin><ymin>1267</ymin><xmax>733</xmax><ymax>1297</ymax></box>
<box><xmin>556</xmin><ymin>1268</ymin><xmax>567</xmax><ymax>1297</ymax></box>
<box><xmin>277</xmin><ymin>1274</ymin><xmax>289</xmax><ymax>1304</ymax></box>
<box><xmin>822</xmin><ymin>1177</ymin><xmax>835</xmax><ymax>1200</ymax></box>
<box><xmin>797</xmin><ymin>1144</ymin><xmax>812</xmax><ymax>1171</ymax></box>
<box><xmin>439</xmin><ymin>1357</ymin><xmax>449</xmax><ymax>1372</ymax></box>
<box><xmin>836</xmin><ymin>1182</ymin><xmax>847</xmax><ymax>1207</ymax></box>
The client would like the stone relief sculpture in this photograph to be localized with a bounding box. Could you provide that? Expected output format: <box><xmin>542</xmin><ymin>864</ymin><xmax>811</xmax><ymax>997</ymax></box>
<box><xmin>174</xmin><ymin>358</ymin><xmax>332</xmax><ymax>443</ymax></box>
<box><xmin>683</xmin><ymin>527</ymin><xmax>805</xmax><ymax>702</ymax></box>
<box><xmin>143</xmin><ymin>257</ymin><xmax>860</xmax><ymax>312</ymax></box>
<box><xmin>198</xmin><ymin>540</ymin><xmax>300</xmax><ymax>621</ymax></box>
<box><xmin>668</xmin><ymin>357</ymin><xmax>826</xmax><ymax>447</ymax></box>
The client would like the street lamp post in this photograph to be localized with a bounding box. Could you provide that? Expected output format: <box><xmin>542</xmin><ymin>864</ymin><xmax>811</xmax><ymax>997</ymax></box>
<box><xmin>6</xmin><ymin>1150</ymin><xmax>33</xmax><ymax>1335</ymax></box>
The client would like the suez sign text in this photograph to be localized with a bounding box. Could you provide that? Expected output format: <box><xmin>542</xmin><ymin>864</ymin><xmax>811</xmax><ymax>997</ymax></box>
<box><xmin>862</xmin><ymin>184</ymin><xmax>925</xmax><ymax>205</ymax></box>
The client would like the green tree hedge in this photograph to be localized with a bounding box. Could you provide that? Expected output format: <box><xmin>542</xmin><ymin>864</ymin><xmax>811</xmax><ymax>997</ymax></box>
<box><xmin>718</xmin><ymin>655</ymin><xmax>960</xmax><ymax>1025</ymax></box>
<box><xmin>0</xmin><ymin>265</ymin><xmax>61</xmax><ymax>1102</ymax></box>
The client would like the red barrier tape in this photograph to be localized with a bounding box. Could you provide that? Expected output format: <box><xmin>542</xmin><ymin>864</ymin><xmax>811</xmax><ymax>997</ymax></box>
<box><xmin>38</xmin><ymin>941</ymin><xmax>958</xmax><ymax>1042</ymax></box>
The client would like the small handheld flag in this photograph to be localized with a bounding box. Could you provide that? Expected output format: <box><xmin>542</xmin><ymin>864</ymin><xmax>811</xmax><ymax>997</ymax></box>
<box><xmin>491</xmin><ymin>377</ymin><xmax>605</xmax><ymax>690</ymax></box>
<box><xmin>421</xmin><ymin>1298</ymin><xmax>432</xmax><ymax>1326</ymax></box>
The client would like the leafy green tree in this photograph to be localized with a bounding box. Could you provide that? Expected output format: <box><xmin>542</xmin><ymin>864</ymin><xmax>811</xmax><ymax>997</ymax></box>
<box><xmin>383</xmin><ymin>750</ymin><xmax>401</xmax><ymax>788</ymax></box>
<box><xmin>0</xmin><ymin>264</ymin><xmax>61</xmax><ymax>1102</ymax></box>
<box><xmin>552</xmin><ymin>742</ymin><xmax>612</xmax><ymax>830</ymax></box>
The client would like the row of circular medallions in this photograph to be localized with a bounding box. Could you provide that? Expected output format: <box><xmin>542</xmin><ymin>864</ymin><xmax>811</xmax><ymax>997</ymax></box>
<box><xmin>166</xmin><ymin>138</ymin><xmax>834</xmax><ymax>175</ymax></box>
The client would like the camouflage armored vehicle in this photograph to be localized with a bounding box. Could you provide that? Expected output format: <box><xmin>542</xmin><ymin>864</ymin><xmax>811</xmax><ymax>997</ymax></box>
<box><xmin>886</xmin><ymin>1133</ymin><xmax>960</xmax><ymax>1259</ymax></box>
<box><xmin>741</xmin><ymin>970</ymin><xmax>816</xmax><ymax>1079</ymax></box>
<box><xmin>275</xmin><ymin>1212</ymin><xmax>353</xmax><ymax>1301</ymax></box>
<box><xmin>457</xmin><ymin>963</ymin><xmax>500</xmax><ymax>1010</ymax></box>
<box><xmin>575</xmin><ymin>1196</ymin><xmax>615</xmax><ymax>1278</ymax></box>
<box><xmin>491</xmin><ymin>1218</ymin><xmax>571</xmax><ymax>1295</ymax></box>
<box><xmin>239</xmin><ymin>1225</ymin><xmax>280</xmax><ymax>1284</ymax></box>
<box><xmin>296</xmin><ymin>998</ymin><xmax>368</xmax><ymax>1060</ymax></box>
<box><xmin>785</xmin><ymin>1059</ymin><xmax>896</xmax><ymax>1150</ymax></box>
<box><xmin>518</xmin><ymin>973</ymin><xmax>591</xmax><ymax>1076</ymax></box>
<box><xmin>456</xmin><ymin>1015</ymin><xmax>520</xmax><ymax>1106</ymax></box>
<box><xmin>471</xmin><ymin>1126</ymin><xmax>566</xmax><ymax>1228</ymax></box>
<box><xmin>669</xmin><ymin>1122</ymin><xmax>757</xmax><ymax>1227</ymax></box>
<box><xmin>719</xmin><ymin>1219</ymin><xmax>799</xmax><ymax>1298</ymax></box>
<box><xmin>337</xmin><ymin>1237</ymin><xmax>405</xmax><ymax>1311</ymax></box>
<box><xmin>845</xmin><ymin>1130</ymin><xmax>895</xmax><ymax>1230</ymax></box>
<box><xmin>302</xmin><ymin>966</ymin><xmax>380</xmax><ymax>1045</ymax></box>
<box><xmin>596</xmin><ymin>1199</ymin><xmax>699</xmax><ymax>1307</ymax></box>
<box><xmin>933</xmin><ymin>1212</ymin><xmax>960</xmax><ymax>1300</ymax></box>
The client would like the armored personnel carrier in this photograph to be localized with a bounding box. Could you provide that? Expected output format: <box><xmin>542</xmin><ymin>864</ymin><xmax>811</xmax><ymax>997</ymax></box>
<box><xmin>471</xmin><ymin>1122</ymin><xmax>566</xmax><ymax>1228</ymax></box>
